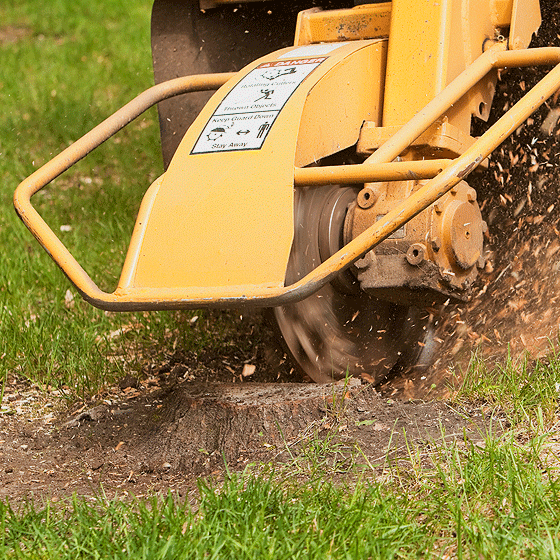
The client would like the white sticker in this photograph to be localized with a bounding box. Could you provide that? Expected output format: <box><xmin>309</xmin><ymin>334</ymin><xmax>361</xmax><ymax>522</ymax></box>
<box><xmin>191</xmin><ymin>58</ymin><xmax>325</xmax><ymax>154</ymax></box>
<box><xmin>278</xmin><ymin>43</ymin><xmax>349</xmax><ymax>59</ymax></box>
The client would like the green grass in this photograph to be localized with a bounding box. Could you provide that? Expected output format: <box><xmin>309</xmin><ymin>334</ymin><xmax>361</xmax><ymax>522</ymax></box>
<box><xmin>0</xmin><ymin>0</ymin><xmax>226</xmax><ymax>398</ymax></box>
<box><xmin>3</xmin><ymin>1</ymin><xmax>560</xmax><ymax>557</ymax></box>
<box><xmin>1</xmin><ymin>432</ymin><xmax>560</xmax><ymax>559</ymax></box>
<box><xmin>456</xmin><ymin>348</ymin><xmax>560</xmax><ymax>430</ymax></box>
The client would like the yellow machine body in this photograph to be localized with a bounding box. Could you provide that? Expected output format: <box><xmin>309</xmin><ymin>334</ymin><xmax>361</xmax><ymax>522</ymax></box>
<box><xmin>119</xmin><ymin>0</ymin><xmax>542</xmax><ymax>306</ymax></box>
<box><xmin>15</xmin><ymin>0</ymin><xmax>552</xmax><ymax>315</ymax></box>
<box><xmin>121</xmin><ymin>41</ymin><xmax>386</xmax><ymax>295</ymax></box>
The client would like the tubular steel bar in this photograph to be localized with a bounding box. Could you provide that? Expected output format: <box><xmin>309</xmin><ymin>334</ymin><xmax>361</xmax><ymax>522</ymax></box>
<box><xmin>14</xmin><ymin>48</ymin><xmax>560</xmax><ymax>311</ymax></box>
<box><xmin>14</xmin><ymin>73</ymin><xmax>233</xmax><ymax>306</ymax></box>
<box><xmin>294</xmin><ymin>159</ymin><xmax>452</xmax><ymax>185</ymax></box>
<box><xmin>16</xmin><ymin>73</ymin><xmax>233</xmax><ymax>195</ymax></box>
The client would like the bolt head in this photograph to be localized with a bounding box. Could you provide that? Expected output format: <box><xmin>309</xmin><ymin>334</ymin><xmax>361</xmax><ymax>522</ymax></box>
<box><xmin>357</xmin><ymin>187</ymin><xmax>377</xmax><ymax>209</ymax></box>
<box><xmin>466</xmin><ymin>188</ymin><xmax>477</xmax><ymax>203</ymax></box>
<box><xmin>406</xmin><ymin>244</ymin><xmax>425</xmax><ymax>266</ymax></box>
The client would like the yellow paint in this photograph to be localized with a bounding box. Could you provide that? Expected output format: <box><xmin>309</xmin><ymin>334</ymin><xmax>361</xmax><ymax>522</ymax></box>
<box><xmin>383</xmin><ymin>0</ymin><xmax>497</xmax><ymax>131</ymax></box>
<box><xmin>294</xmin><ymin>3</ymin><xmax>392</xmax><ymax>45</ymax></box>
<box><xmin>490</xmin><ymin>0</ymin><xmax>513</xmax><ymax>26</ymax></box>
<box><xmin>295</xmin><ymin>41</ymin><xmax>387</xmax><ymax>167</ymax></box>
<box><xmin>510</xmin><ymin>0</ymin><xmax>542</xmax><ymax>49</ymax></box>
<box><xmin>120</xmin><ymin>42</ymin><xmax>382</xmax><ymax>292</ymax></box>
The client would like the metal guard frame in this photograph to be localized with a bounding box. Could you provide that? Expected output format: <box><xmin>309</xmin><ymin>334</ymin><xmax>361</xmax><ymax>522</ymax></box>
<box><xmin>13</xmin><ymin>46</ymin><xmax>560</xmax><ymax>311</ymax></box>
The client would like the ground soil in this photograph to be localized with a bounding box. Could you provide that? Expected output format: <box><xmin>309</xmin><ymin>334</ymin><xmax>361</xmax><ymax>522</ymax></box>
<box><xmin>1</xmin><ymin>1</ymin><xmax>559</xmax><ymax>503</ymax></box>
<box><xmin>0</xmin><ymin>374</ymin><xmax>494</xmax><ymax>502</ymax></box>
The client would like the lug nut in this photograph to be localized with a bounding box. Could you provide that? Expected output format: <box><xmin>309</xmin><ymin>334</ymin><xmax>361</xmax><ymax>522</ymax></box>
<box><xmin>357</xmin><ymin>187</ymin><xmax>378</xmax><ymax>209</ymax></box>
<box><xmin>406</xmin><ymin>243</ymin><xmax>426</xmax><ymax>266</ymax></box>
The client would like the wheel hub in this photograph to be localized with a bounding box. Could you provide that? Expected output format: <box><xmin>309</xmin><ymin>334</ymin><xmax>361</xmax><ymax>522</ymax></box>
<box><xmin>272</xmin><ymin>185</ymin><xmax>431</xmax><ymax>384</ymax></box>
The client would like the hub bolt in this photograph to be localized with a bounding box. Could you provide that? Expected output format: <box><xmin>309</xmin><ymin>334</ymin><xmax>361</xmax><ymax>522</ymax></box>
<box><xmin>406</xmin><ymin>243</ymin><xmax>426</xmax><ymax>266</ymax></box>
<box><xmin>357</xmin><ymin>187</ymin><xmax>378</xmax><ymax>209</ymax></box>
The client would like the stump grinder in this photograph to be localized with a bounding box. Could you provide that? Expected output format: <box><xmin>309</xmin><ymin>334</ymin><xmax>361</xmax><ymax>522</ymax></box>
<box><xmin>15</xmin><ymin>0</ymin><xmax>555</xmax><ymax>383</ymax></box>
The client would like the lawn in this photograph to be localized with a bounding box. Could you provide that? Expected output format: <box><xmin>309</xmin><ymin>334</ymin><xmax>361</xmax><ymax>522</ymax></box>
<box><xmin>0</xmin><ymin>0</ymin><xmax>206</xmax><ymax>399</ymax></box>
<box><xmin>2</xmin><ymin>1</ymin><xmax>560</xmax><ymax>558</ymax></box>
<box><xmin>1</xmin><ymin>425</ymin><xmax>560</xmax><ymax>558</ymax></box>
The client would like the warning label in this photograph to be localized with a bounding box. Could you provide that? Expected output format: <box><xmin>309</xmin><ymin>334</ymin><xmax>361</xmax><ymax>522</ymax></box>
<box><xmin>191</xmin><ymin>58</ymin><xmax>325</xmax><ymax>154</ymax></box>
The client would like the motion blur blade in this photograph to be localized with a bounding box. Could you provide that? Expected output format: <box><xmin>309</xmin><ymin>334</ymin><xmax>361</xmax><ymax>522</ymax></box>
<box><xmin>273</xmin><ymin>185</ymin><xmax>432</xmax><ymax>384</ymax></box>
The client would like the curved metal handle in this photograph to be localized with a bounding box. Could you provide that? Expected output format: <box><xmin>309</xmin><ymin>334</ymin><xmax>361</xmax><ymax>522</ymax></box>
<box><xmin>14</xmin><ymin>73</ymin><xmax>234</xmax><ymax>306</ymax></box>
<box><xmin>14</xmin><ymin>48</ymin><xmax>560</xmax><ymax>310</ymax></box>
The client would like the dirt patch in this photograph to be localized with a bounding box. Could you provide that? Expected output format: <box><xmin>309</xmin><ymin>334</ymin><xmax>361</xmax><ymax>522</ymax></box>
<box><xmin>127</xmin><ymin>310</ymin><xmax>305</xmax><ymax>385</ymax></box>
<box><xmin>0</xmin><ymin>375</ymin><xmax>492</xmax><ymax>502</ymax></box>
<box><xmin>0</xmin><ymin>26</ymin><xmax>31</xmax><ymax>45</ymax></box>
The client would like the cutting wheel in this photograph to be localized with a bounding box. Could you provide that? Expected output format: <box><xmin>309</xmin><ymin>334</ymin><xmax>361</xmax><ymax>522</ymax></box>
<box><xmin>272</xmin><ymin>185</ymin><xmax>432</xmax><ymax>384</ymax></box>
